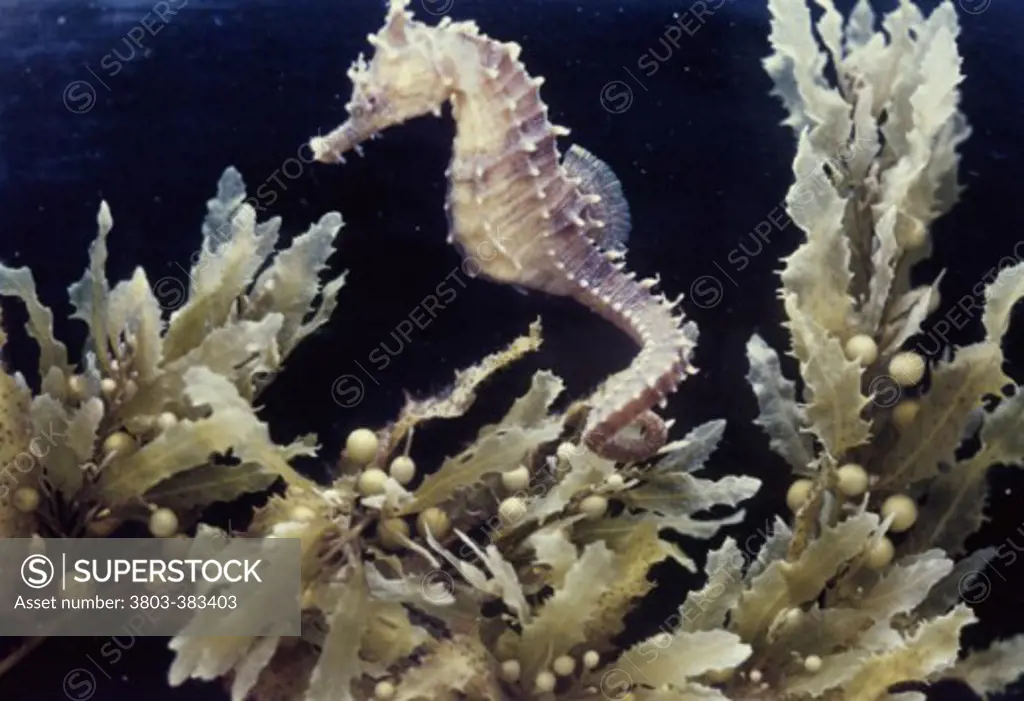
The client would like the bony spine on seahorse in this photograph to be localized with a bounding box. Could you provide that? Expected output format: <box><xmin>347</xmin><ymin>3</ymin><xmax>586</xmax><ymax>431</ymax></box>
<box><xmin>310</xmin><ymin>0</ymin><xmax>698</xmax><ymax>461</ymax></box>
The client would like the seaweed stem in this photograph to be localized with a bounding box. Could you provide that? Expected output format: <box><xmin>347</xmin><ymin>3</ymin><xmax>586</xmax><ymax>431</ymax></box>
<box><xmin>0</xmin><ymin>636</ymin><xmax>46</xmax><ymax>681</ymax></box>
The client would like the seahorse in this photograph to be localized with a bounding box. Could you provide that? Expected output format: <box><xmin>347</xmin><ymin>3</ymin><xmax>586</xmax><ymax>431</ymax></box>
<box><xmin>310</xmin><ymin>0</ymin><xmax>698</xmax><ymax>461</ymax></box>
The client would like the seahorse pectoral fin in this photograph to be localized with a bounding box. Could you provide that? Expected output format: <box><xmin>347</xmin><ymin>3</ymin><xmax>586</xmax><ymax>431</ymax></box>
<box><xmin>561</xmin><ymin>144</ymin><xmax>632</xmax><ymax>254</ymax></box>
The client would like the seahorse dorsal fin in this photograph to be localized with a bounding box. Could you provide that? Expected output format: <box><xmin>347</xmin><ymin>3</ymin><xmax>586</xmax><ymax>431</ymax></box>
<box><xmin>562</xmin><ymin>144</ymin><xmax>631</xmax><ymax>254</ymax></box>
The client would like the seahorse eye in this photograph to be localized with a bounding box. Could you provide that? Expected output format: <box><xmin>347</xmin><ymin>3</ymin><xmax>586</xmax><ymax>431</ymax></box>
<box><xmin>348</xmin><ymin>90</ymin><xmax>380</xmax><ymax>118</ymax></box>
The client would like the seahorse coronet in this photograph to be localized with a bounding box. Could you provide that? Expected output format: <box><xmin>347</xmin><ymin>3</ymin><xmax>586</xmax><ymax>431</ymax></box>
<box><xmin>313</xmin><ymin>0</ymin><xmax>698</xmax><ymax>461</ymax></box>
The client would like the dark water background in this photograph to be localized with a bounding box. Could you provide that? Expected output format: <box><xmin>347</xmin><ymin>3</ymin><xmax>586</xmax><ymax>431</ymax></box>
<box><xmin>0</xmin><ymin>0</ymin><xmax>1023</xmax><ymax>699</ymax></box>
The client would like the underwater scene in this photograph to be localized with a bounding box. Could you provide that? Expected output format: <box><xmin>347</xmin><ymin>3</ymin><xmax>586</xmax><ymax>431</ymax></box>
<box><xmin>1</xmin><ymin>0</ymin><xmax>1024</xmax><ymax>699</ymax></box>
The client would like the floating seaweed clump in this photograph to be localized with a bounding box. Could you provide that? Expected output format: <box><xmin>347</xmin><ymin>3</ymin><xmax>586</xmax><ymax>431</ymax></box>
<box><xmin>0</xmin><ymin>167</ymin><xmax>341</xmax><ymax>541</ymax></box>
<box><xmin>2</xmin><ymin>0</ymin><xmax>1024</xmax><ymax>700</ymax></box>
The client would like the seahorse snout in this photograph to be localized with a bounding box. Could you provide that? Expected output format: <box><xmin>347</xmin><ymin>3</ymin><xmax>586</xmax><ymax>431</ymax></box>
<box><xmin>310</xmin><ymin>121</ymin><xmax>369</xmax><ymax>164</ymax></box>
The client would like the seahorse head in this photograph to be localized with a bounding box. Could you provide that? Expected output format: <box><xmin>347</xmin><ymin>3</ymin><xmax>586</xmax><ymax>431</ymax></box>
<box><xmin>311</xmin><ymin>0</ymin><xmax>454</xmax><ymax>162</ymax></box>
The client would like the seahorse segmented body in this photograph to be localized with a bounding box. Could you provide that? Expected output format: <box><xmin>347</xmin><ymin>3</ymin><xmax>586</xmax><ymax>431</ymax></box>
<box><xmin>311</xmin><ymin>0</ymin><xmax>698</xmax><ymax>461</ymax></box>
